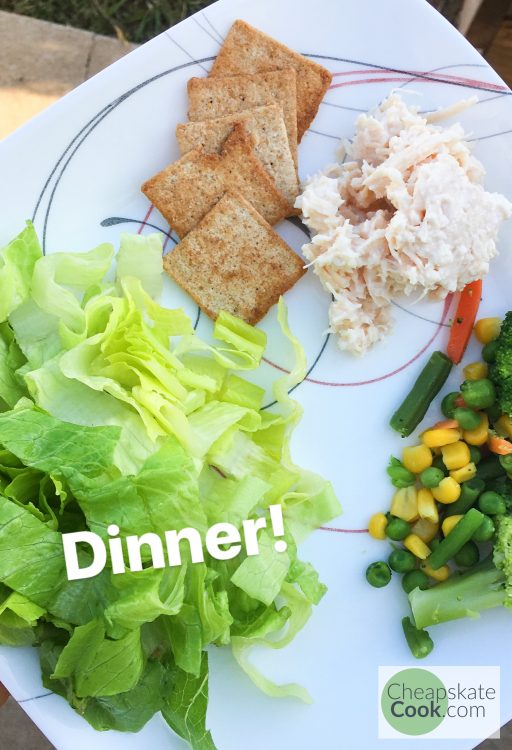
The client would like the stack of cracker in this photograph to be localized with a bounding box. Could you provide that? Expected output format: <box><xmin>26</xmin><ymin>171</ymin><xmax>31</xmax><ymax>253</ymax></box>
<box><xmin>141</xmin><ymin>19</ymin><xmax>332</xmax><ymax>325</ymax></box>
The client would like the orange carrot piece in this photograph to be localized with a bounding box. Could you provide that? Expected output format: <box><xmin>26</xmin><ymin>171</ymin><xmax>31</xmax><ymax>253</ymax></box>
<box><xmin>488</xmin><ymin>436</ymin><xmax>512</xmax><ymax>455</ymax></box>
<box><xmin>447</xmin><ymin>280</ymin><xmax>483</xmax><ymax>364</ymax></box>
<box><xmin>432</xmin><ymin>419</ymin><xmax>459</xmax><ymax>430</ymax></box>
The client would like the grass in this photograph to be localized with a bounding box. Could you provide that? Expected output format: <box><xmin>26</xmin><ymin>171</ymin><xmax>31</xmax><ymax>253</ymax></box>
<box><xmin>0</xmin><ymin>0</ymin><xmax>215</xmax><ymax>43</ymax></box>
<box><xmin>1</xmin><ymin>0</ymin><xmax>460</xmax><ymax>44</ymax></box>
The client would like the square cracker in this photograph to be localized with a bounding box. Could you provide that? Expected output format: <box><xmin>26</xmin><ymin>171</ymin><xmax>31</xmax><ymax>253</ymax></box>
<box><xmin>187</xmin><ymin>69</ymin><xmax>298</xmax><ymax>164</ymax></box>
<box><xmin>176</xmin><ymin>104</ymin><xmax>299</xmax><ymax>207</ymax></box>
<box><xmin>141</xmin><ymin>123</ymin><xmax>291</xmax><ymax>237</ymax></box>
<box><xmin>164</xmin><ymin>191</ymin><xmax>305</xmax><ymax>324</ymax></box>
<box><xmin>209</xmin><ymin>19</ymin><xmax>333</xmax><ymax>141</ymax></box>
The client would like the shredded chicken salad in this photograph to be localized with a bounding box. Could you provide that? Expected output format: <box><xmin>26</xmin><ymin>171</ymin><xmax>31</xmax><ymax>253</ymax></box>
<box><xmin>296</xmin><ymin>93</ymin><xmax>512</xmax><ymax>355</ymax></box>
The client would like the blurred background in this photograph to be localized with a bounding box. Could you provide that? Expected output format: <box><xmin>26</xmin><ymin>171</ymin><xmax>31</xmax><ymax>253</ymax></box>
<box><xmin>0</xmin><ymin>0</ymin><xmax>511</xmax><ymax>748</ymax></box>
<box><xmin>0</xmin><ymin>0</ymin><xmax>511</xmax><ymax>138</ymax></box>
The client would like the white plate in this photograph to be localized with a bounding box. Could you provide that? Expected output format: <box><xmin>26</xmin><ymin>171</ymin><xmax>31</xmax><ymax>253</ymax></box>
<box><xmin>1</xmin><ymin>0</ymin><xmax>512</xmax><ymax>748</ymax></box>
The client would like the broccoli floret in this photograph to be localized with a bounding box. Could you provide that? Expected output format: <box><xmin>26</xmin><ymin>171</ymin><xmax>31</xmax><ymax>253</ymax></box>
<box><xmin>409</xmin><ymin>515</ymin><xmax>512</xmax><ymax>629</ymax></box>
<box><xmin>489</xmin><ymin>312</ymin><xmax>512</xmax><ymax>415</ymax></box>
<box><xmin>493</xmin><ymin>515</ymin><xmax>512</xmax><ymax>602</ymax></box>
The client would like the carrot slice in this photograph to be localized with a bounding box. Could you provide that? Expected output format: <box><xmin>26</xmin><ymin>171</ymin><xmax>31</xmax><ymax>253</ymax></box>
<box><xmin>447</xmin><ymin>280</ymin><xmax>483</xmax><ymax>364</ymax></box>
<box><xmin>488</xmin><ymin>436</ymin><xmax>512</xmax><ymax>455</ymax></box>
<box><xmin>432</xmin><ymin>419</ymin><xmax>459</xmax><ymax>430</ymax></box>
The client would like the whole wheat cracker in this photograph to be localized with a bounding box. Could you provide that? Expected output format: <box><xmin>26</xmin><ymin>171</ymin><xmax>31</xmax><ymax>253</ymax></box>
<box><xmin>187</xmin><ymin>69</ymin><xmax>298</xmax><ymax>165</ymax></box>
<box><xmin>163</xmin><ymin>191</ymin><xmax>305</xmax><ymax>324</ymax></box>
<box><xmin>141</xmin><ymin>123</ymin><xmax>291</xmax><ymax>237</ymax></box>
<box><xmin>176</xmin><ymin>104</ymin><xmax>299</xmax><ymax>207</ymax></box>
<box><xmin>209</xmin><ymin>19</ymin><xmax>332</xmax><ymax>141</ymax></box>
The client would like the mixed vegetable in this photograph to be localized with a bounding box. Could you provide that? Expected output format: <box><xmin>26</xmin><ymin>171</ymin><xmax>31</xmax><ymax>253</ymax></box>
<box><xmin>368</xmin><ymin>305</ymin><xmax>512</xmax><ymax>657</ymax></box>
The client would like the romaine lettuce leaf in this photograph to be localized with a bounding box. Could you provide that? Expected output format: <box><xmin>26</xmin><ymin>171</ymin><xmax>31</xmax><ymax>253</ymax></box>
<box><xmin>162</xmin><ymin>653</ymin><xmax>216</xmax><ymax>750</ymax></box>
<box><xmin>0</xmin><ymin>222</ymin><xmax>42</xmax><ymax>322</ymax></box>
<box><xmin>0</xmin><ymin>225</ymin><xmax>342</xmax><ymax>750</ymax></box>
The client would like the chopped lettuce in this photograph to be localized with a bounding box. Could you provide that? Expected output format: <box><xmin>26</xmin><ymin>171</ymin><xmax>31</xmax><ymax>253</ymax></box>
<box><xmin>0</xmin><ymin>224</ymin><xmax>341</xmax><ymax>749</ymax></box>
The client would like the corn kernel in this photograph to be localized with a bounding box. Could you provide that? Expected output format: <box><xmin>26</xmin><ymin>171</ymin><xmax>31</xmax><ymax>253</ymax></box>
<box><xmin>422</xmin><ymin>428</ymin><xmax>461</xmax><ymax>448</ymax></box>
<box><xmin>431</xmin><ymin>476</ymin><xmax>461</xmax><ymax>504</ymax></box>
<box><xmin>368</xmin><ymin>512</ymin><xmax>387</xmax><ymax>540</ymax></box>
<box><xmin>450</xmin><ymin>462</ymin><xmax>477</xmax><ymax>483</ymax></box>
<box><xmin>390</xmin><ymin>487</ymin><xmax>418</xmax><ymax>522</ymax></box>
<box><xmin>404</xmin><ymin>534</ymin><xmax>431</xmax><ymax>560</ymax></box>
<box><xmin>411</xmin><ymin>517</ymin><xmax>439</xmax><ymax>543</ymax></box>
<box><xmin>495</xmin><ymin>415</ymin><xmax>512</xmax><ymax>439</ymax></box>
<box><xmin>463</xmin><ymin>413</ymin><xmax>489</xmax><ymax>446</ymax></box>
<box><xmin>463</xmin><ymin>362</ymin><xmax>488</xmax><ymax>381</ymax></box>
<box><xmin>474</xmin><ymin>317</ymin><xmax>501</xmax><ymax>345</ymax></box>
<box><xmin>441</xmin><ymin>441</ymin><xmax>470</xmax><ymax>470</ymax></box>
<box><xmin>420</xmin><ymin>562</ymin><xmax>450</xmax><ymax>582</ymax></box>
<box><xmin>441</xmin><ymin>514</ymin><xmax>463</xmax><ymax>536</ymax></box>
<box><xmin>417</xmin><ymin>487</ymin><xmax>439</xmax><ymax>523</ymax></box>
<box><xmin>402</xmin><ymin>444</ymin><xmax>433</xmax><ymax>474</ymax></box>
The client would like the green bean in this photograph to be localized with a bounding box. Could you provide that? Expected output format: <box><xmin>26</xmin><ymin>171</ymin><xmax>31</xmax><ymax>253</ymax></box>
<box><xmin>390</xmin><ymin>351</ymin><xmax>453</xmax><ymax>437</ymax></box>
<box><xmin>388</xmin><ymin>549</ymin><xmax>416</xmax><ymax>573</ymax></box>
<box><xmin>402</xmin><ymin>570</ymin><xmax>429</xmax><ymax>594</ymax></box>
<box><xmin>468</xmin><ymin>446</ymin><xmax>481</xmax><ymax>465</ymax></box>
<box><xmin>402</xmin><ymin>616</ymin><xmax>434</xmax><ymax>659</ymax></box>
<box><xmin>476</xmin><ymin>456</ymin><xmax>505</xmax><ymax>482</ymax></box>
<box><xmin>499</xmin><ymin>454</ymin><xmax>512</xmax><ymax>473</ymax></box>
<box><xmin>366</xmin><ymin>561</ymin><xmax>392</xmax><ymax>588</ymax></box>
<box><xmin>385</xmin><ymin>518</ymin><xmax>411</xmax><ymax>541</ymax></box>
<box><xmin>472</xmin><ymin>515</ymin><xmax>495</xmax><ymax>542</ymax></box>
<box><xmin>432</xmin><ymin>455</ymin><xmax>448</xmax><ymax>476</ymax></box>
<box><xmin>478</xmin><ymin>491</ymin><xmax>506</xmax><ymax>515</ymax></box>
<box><xmin>427</xmin><ymin>508</ymin><xmax>484</xmax><ymax>569</ymax></box>
<box><xmin>453</xmin><ymin>407</ymin><xmax>482</xmax><ymax>430</ymax></box>
<box><xmin>444</xmin><ymin>478</ymin><xmax>485</xmax><ymax>517</ymax></box>
<box><xmin>454</xmin><ymin>541</ymin><xmax>480</xmax><ymax>567</ymax></box>
<box><xmin>460</xmin><ymin>378</ymin><xmax>496</xmax><ymax>409</ymax></box>
<box><xmin>486</xmin><ymin>403</ymin><xmax>502</xmax><ymax>423</ymax></box>
<box><xmin>441</xmin><ymin>392</ymin><xmax>461</xmax><ymax>419</ymax></box>
<box><xmin>482</xmin><ymin>340</ymin><xmax>498</xmax><ymax>363</ymax></box>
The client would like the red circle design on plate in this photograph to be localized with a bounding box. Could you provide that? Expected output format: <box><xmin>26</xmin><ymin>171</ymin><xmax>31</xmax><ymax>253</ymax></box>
<box><xmin>330</xmin><ymin>68</ymin><xmax>508</xmax><ymax>91</ymax></box>
<box><xmin>328</xmin><ymin>69</ymin><xmax>508</xmax><ymax>92</ymax></box>
<box><xmin>319</xmin><ymin>526</ymin><xmax>368</xmax><ymax>534</ymax></box>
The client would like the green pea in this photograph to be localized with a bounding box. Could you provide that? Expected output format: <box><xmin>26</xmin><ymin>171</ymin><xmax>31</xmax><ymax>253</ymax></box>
<box><xmin>454</xmin><ymin>541</ymin><xmax>480</xmax><ymax>567</ymax></box>
<box><xmin>401</xmin><ymin>569</ymin><xmax>429</xmax><ymax>594</ymax></box>
<box><xmin>420</xmin><ymin>466</ymin><xmax>445</xmax><ymax>488</ymax></box>
<box><xmin>478</xmin><ymin>491</ymin><xmax>506</xmax><ymax>516</ymax></box>
<box><xmin>482</xmin><ymin>340</ymin><xmax>498</xmax><ymax>363</ymax></box>
<box><xmin>460</xmin><ymin>378</ymin><xmax>496</xmax><ymax>410</ymax></box>
<box><xmin>388</xmin><ymin>548</ymin><xmax>417</xmax><ymax>573</ymax></box>
<box><xmin>366</xmin><ymin>561</ymin><xmax>392</xmax><ymax>588</ymax></box>
<box><xmin>385</xmin><ymin>518</ymin><xmax>411</xmax><ymax>541</ymax></box>
<box><xmin>499</xmin><ymin>454</ymin><xmax>512</xmax><ymax>473</ymax></box>
<box><xmin>441</xmin><ymin>392</ymin><xmax>461</xmax><ymax>419</ymax></box>
<box><xmin>453</xmin><ymin>407</ymin><xmax>482</xmax><ymax>430</ymax></box>
<box><xmin>468</xmin><ymin>446</ymin><xmax>481</xmax><ymax>465</ymax></box>
<box><xmin>472</xmin><ymin>515</ymin><xmax>495</xmax><ymax>542</ymax></box>
<box><xmin>432</xmin><ymin>455</ymin><xmax>448</xmax><ymax>475</ymax></box>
